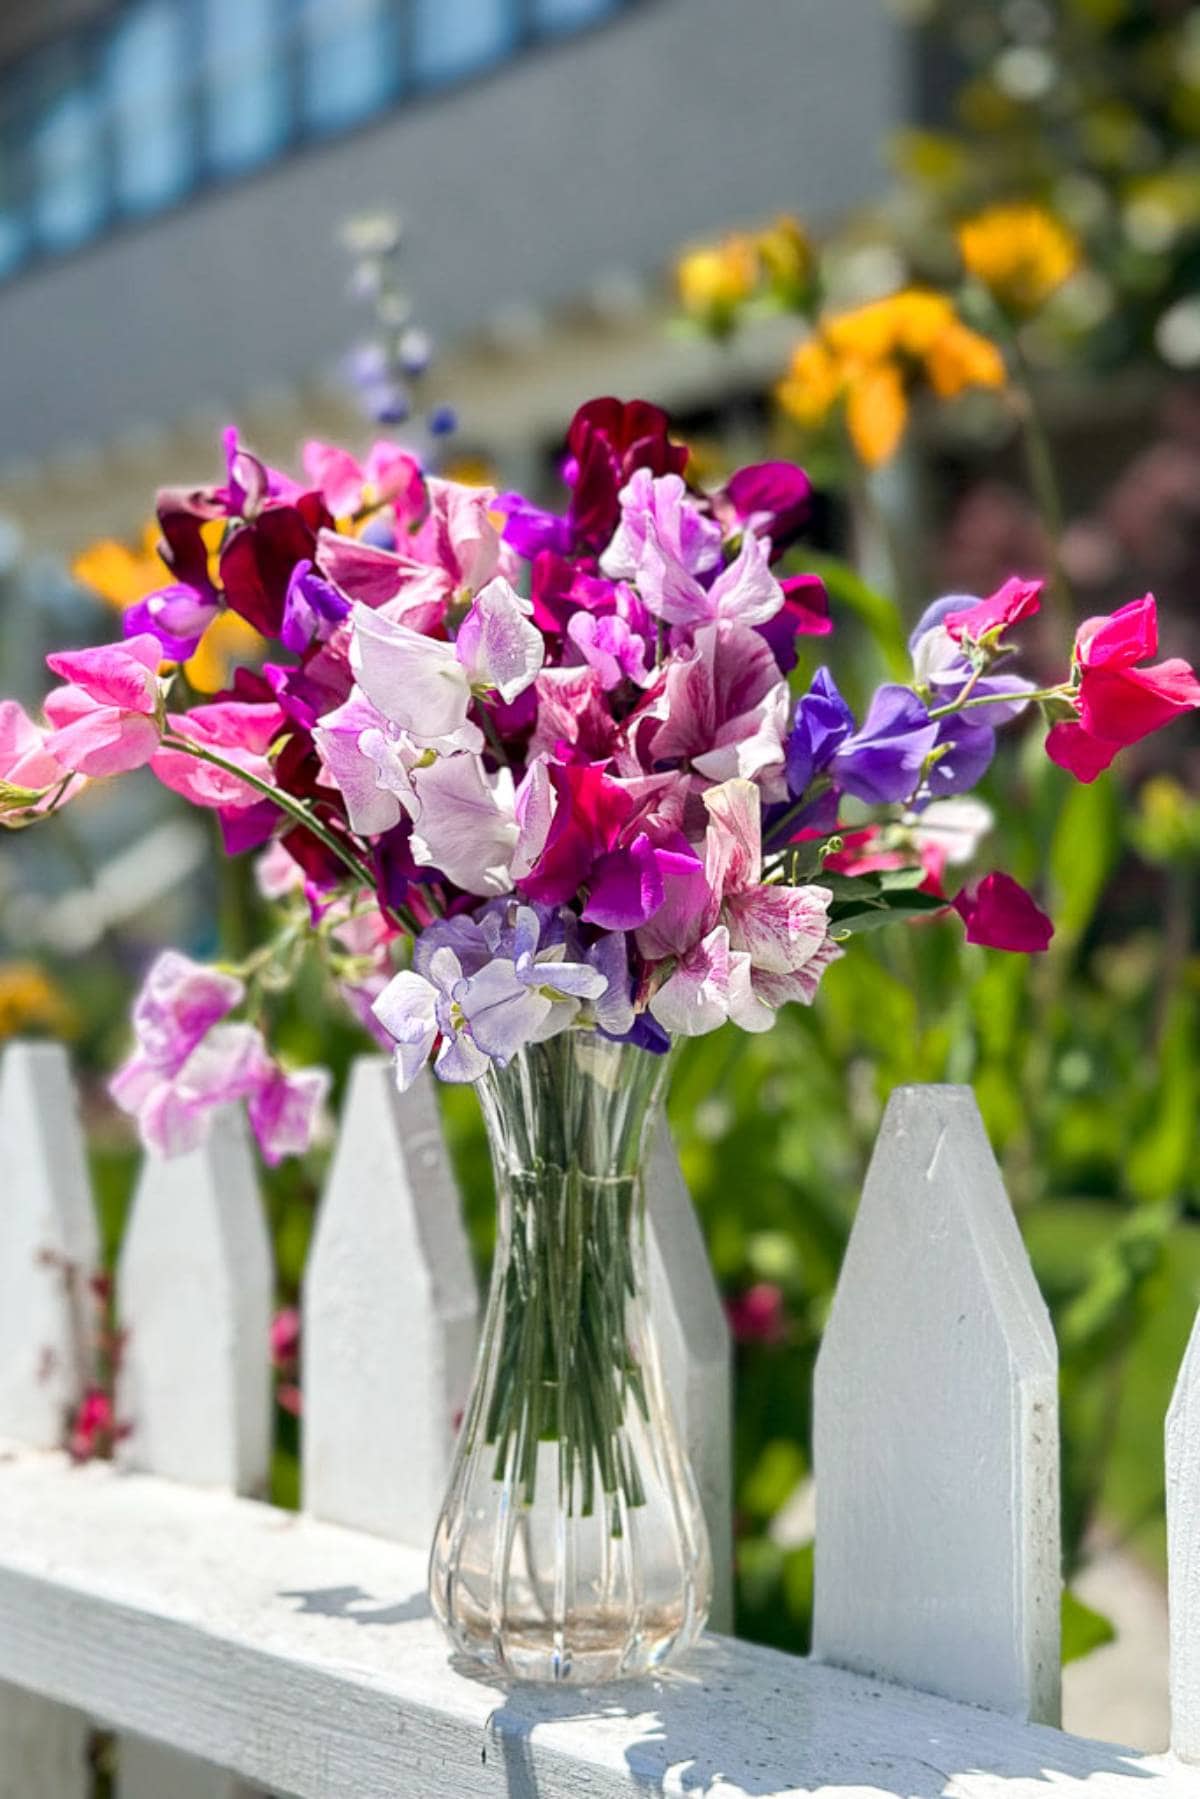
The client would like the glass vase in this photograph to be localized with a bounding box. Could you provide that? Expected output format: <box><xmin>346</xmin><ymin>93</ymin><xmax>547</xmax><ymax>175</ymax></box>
<box><xmin>428</xmin><ymin>1031</ymin><xmax>712</xmax><ymax>1683</ymax></box>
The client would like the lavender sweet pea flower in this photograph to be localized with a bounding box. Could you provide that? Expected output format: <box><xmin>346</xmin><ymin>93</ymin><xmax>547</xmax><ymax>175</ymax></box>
<box><xmin>454</xmin><ymin>577</ymin><xmax>544</xmax><ymax>703</ymax></box>
<box><xmin>785</xmin><ymin>667</ymin><xmax>855</xmax><ymax>797</ymax></box>
<box><xmin>831</xmin><ymin>685</ymin><xmax>939</xmax><ymax>805</ymax></box>
<box><xmin>600</xmin><ymin>469</ymin><xmax>723</xmax><ymax>584</ymax></box>
<box><xmin>926</xmin><ymin>714</ymin><xmax>998</xmax><ymax>798</ymax></box>
<box><xmin>125</xmin><ymin>585</ymin><xmax>221</xmax><ymax>662</ymax></box>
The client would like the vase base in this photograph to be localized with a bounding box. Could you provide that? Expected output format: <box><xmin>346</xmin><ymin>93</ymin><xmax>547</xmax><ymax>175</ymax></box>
<box><xmin>438</xmin><ymin>1597</ymin><xmax>702</xmax><ymax>1685</ymax></box>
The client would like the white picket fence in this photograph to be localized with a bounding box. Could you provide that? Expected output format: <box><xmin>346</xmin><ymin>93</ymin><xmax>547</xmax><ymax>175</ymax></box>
<box><xmin>0</xmin><ymin>1041</ymin><xmax>1198</xmax><ymax>1799</ymax></box>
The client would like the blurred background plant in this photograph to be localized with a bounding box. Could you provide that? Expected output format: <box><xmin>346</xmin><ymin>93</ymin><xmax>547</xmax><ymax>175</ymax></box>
<box><xmin>0</xmin><ymin>0</ymin><xmax>1196</xmax><ymax>1746</ymax></box>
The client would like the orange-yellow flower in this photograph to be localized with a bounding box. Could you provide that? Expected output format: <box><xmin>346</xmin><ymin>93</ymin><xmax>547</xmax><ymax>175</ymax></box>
<box><xmin>776</xmin><ymin>287</ymin><xmax>1006</xmax><ymax>467</ymax></box>
<box><xmin>0</xmin><ymin>962</ymin><xmax>76</xmax><ymax>1040</ymax></box>
<box><xmin>72</xmin><ymin>525</ymin><xmax>169</xmax><ymax>611</ymax></box>
<box><xmin>957</xmin><ymin>204</ymin><xmax>1080</xmax><ymax>315</ymax></box>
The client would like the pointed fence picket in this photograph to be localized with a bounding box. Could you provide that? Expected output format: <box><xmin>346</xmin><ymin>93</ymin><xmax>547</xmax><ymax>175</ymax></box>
<box><xmin>6</xmin><ymin>1037</ymin><xmax>1200</xmax><ymax>1796</ymax></box>
<box><xmin>302</xmin><ymin>1059</ymin><xmax>478</xmax><ymax>1547</ymax></box>
<box><xmin>813</xmin><ymin>1084</ymin><xmax>1061</xmax><ymax>1724</ymax></box>
<box><xmin>114</xmin><ymin>1103</ymin><xmax>271</xmax><ymax>1798</ymax></box>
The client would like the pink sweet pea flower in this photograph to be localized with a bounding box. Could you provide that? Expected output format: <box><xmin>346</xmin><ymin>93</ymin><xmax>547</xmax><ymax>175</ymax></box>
<box><xmin>0</xmin><ymin>701</ymin><xmax>69</xmax><ymax>798</ymax></box>
<box><xmin>151</xmin><ymin>700</ymin><xmax>284</xmax><ymax>812</ymax></box>
<box><xmin>42</xmin><ymin>635</ymin><xmax>164</xmax><ymax>777</ymax></box>
<box><xmin>302</xmin><ymin>439</ymin><xmax>423</xmax><ymax>519</ymax></box>
<box><xmin>1045</xmin><ymin>593</ymin><xmax>1200</xmax><ymax>782</ymax></box>
<box><xmin>953</xmin><ymin>872</ymin><xmax>1053</xmax><ymax>952</ymax></box>
<box><xmin>248</xmin><ymin>1065</ymin><xmax>331</xmax><ymax>1166</ymax></box>
<box><xmin>944</xmin><ymin>576</ymin><xmax>1043</xmax><ymax>645</ymax></box>
<box><xmin>638</xmin><ymin>621</ymin><xmax>791</xmax><ymax>798</ymax></box>
<box><xmin>642</xmin><ymin>777</ymin><xmax>837</xmax><ymax>1033</ymax></box>
<box><xmin>636</xmin><ymin>526</ymin><xmax>784</xmax><ymax>631</ymax></box>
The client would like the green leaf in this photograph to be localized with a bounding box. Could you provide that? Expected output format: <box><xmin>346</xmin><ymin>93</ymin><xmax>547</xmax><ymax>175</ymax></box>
<box><xmin>790</xmin><ymin>550</ymin><xmax>910</xmax><ymax>678</ymax></box>
<box><xmin>1049</xmin><ymin>775</ymin><xmax>1120</xmax><ymax>943</ymax></box>
<box><xmin>1062</xmin><ymin>1587</ymin><xmax>1116</xmax><ymax>1665</ymax></box>
<box><xmin>830</xmin><ymin>889</ymin><xmax>947</xmax><ymax>934</ymax></box>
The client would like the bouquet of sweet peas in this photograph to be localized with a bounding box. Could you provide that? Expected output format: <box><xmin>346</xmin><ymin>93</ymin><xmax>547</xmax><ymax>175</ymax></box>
<box><xmin>3</xmin><ymin>397</ymin><xmax>1197</xmax><ymax>1161</ymax></box>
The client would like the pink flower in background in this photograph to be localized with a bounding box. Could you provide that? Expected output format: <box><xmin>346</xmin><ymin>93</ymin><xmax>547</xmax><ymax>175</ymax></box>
<box><xmin>42</xmin><ymin>635</ymin><xmax>164</xmax><ymax>777</ymax></box>
<box><xmin>1046</xmin><ymin>593</ymin><xmax>1200</xmax><ymax>781</ymax></box>
<box><xmin>110</xmin><ymin>951</ymin><xmax>328</xmax><ymax>1160</ymax></box>
<box><xmin>68</xmin><ymin>1387</ymin><xmax>128</xmax><ymax>1462</ymax></box>
<box><xmin>726</xmin><ymin>1282</ymin><xmax>788</xmax><ymax>1346</ymax></box>
<box><xmin>953</xmin><ymin>872</ymin><xmax>1053</xmax><ymax>952</ymax></box>
<box><xmin>270</xmin><ymin>1307</ymin><xmax>303</xmax><ymax>1418</ymax></box>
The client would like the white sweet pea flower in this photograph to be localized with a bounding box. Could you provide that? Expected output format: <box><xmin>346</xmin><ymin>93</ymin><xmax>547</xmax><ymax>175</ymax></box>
<box><xmin>455</xmin><ymin>577</ymin><xmax>544</xmax><ymax>704</ymax></box>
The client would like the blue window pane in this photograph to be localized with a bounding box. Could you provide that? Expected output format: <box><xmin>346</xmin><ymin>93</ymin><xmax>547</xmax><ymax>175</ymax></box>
<box><xmin>105</xmin><ymin>1</ymin><xmax>194</xmax><ymax>215</ymax></box>
<box><xmin>204</xmin><ymin>0</ymin><xmax>289</xmax><ymax>174</ymax></box>
<box><xmin>31</xmin><ymin>78</ymin><xmax>105</xmax><ymax>251</ymax></box>
<box><xmin>536</xmin><ymin>0</ymin><xmax>616</xmax><ymax>32</ymax></box>
<box><xmin>299</xmin><ymin>0</ymin><xmax>399</xmax><ymax>135</ymax></box>
<box><xmin>412</xmin><ymin>0</ymin><xmax>516</xmax><ymax>85</ymax></box>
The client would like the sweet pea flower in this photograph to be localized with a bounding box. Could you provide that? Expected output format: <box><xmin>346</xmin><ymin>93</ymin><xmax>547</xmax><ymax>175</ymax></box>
<box><xmin>151</xmin><ymin>699</ymin><xmax>284</xmax><ymax>813</ymax></box>
<box><xmin>717</xmin><ymin>462</ymin><xmax>813</xmax><ymax>555</ymax></box>
<box><xmin>454</xmin><ymin>577</ymin><xmax>545</xmax><ymax>703</ymax></box>
<box><xmin>600</xmin><ymin>469</ymin><xmax>723</xmax><ymax>585</ymax></box>
<box><xmin>281</xmin><ymin>559</ymin><xmax>351</xmax><ymax>654</ymax></box>
<box><xmin>943</xmin><ymin>576</ymin><xmax>1043</xmax><ymax>645</ymax></box>
<box><xmin>0</xmin><ymin>701</ymin><xmax>69</xmax><ymax>801</ymax></box>
<box><xmin>642</xmin><ymin>778</ymin><xmax>837</xmax><ymax>1033</ymax></box>
<box><xmin>636</xmin><ymin>526</ymin><xmax>784</xmax><ymax>631</ymax></box>
<box><xmin>124</xmin><ymin>585</ymin><xmax>223</xmax><ymax>662</ymax></box>
<box><xmin>567</xmin><ymin>608</ymin><xmax>653</xmax><ymax>691</ymax></box>
<box><xmin>110</xmin><ymin>951</ymin><xmax>329</xmax><ymax>1158</ymax></box>
<box><xmin>42</xmin><ymin>635</ymin><xmax>165</xmax><ymax>777</ymax></box>
<box><xmin>1046</xmin><ymin>594</ymin><xmax>1200</xmax><ymax>782</ymax></box>
<box><xmin>953</xmin><ymin>872</ymin><xmax>1053</xmax><ymax>952</ymax></box>
<box><xmin>784</xmin><ymin>667</ymin><xmax>855</xmax><ymax>797</ymax></box>
<box><xmin>641</xmin><ymin>621</ymin><xmax>791</xmax><ymax>797</ymax></box>
<box><xmin>302</xmin><ymin>439</ymin><xmax>423</xmax><ymax>520</ymax></box>
<box><xmin>406</xmin><ymin>753</ymin><xmax>519</xmax><ymax>896</ymax></box>
<box><xmin>312</xmin><ymin>689</ymin><xmax>417</xmax><ymax>836</ymax></box>
<box><xmin>348</xmin><ymin>604</ymin><xmax>481</xmax><ymax>749</ymax></box>
<box><xmin>374</xmin><ymin>906</ymin><xmax>615</xmax><ymax>1088</ymax></box>
<box><xmin>829</xmin><ymin>682</ymin><xmax>939</xmax><ymax>806</ymax></box>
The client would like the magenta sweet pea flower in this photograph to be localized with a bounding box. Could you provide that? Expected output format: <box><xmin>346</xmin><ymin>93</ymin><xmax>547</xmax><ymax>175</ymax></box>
<box><xmin>718</xmin><ymin>461</ymin><xmax>812</xmax><ymax>555</ymax></box>
<box><xmin>944</xmin><ymin>576</ymin><xmax>1043</xmax><ymax>645</ymax></box>
<box><xmin>124</xmin><ymin>584</ymin><xmax>223</xmax><ymax>662</ymax></box>
<box><xmin>953</xmin><ymin>872</ymin><xmax>1053</xmax><ymax>952</ymax></box>
<box><xmin>152</xmin><ymin>699</ymin><xmax>284</xmax><ymax>813</ymax></box>
<box><xmin>42</xmin><ymin>635</ymin><xmax>164</xmax><ymax>777</ymax></box>
<box><xmin>248</xmin><ymin>1065</ymin><xmax>331</xmax><ymax>1167</ymax></box>
<box><xmin>1046</xmin><ymin>593</ymin><xmax>1200</xmax><ymax>782</ymax></box>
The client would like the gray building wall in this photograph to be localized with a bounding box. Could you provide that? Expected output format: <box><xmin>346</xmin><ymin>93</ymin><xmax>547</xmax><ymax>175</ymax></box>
<box><xmin>0</xmin><ymin>0</ymin><xmax>905</xmax><ymax>471</ymax></box>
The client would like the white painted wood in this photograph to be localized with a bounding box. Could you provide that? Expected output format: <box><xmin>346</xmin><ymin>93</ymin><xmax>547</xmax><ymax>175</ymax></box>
<box><xmin>0</xmin><ymin>1445</ymin><xmax>1188</xmax><ymax>1799</ymax></box>
<box><xmin>645</xmin><ymin>1115</ymin><xmax>734</xmax><ymax>1633</ymax></box>
<box><xmin>117</xmin><ymin>1105</ymin><xmax>273</xmax><ymax>1492</ymax></box>
<box><xmin>1167</xmin><ymin>1303</ymin><xmax>1200</xmax><ymax>1760</ymax></box>
<box><xmin>117</xmin><ymin>1735</ymin><xmax>259</xmax><ymax>1798</ymax></box>
<box><xmin>0</xmin><ymin>1687</ymin><xmax>91</xmax><ymax>1799</ymax></box>
<box><xmin>0</xmin><ymin>1041</ymin><xmax>97</xmax><ymax>1447</ymax></box>
<box><xmin>303</xmin><ymin>1058</ymin><xmax>477</xmax><ymax>1546</ymax></box>
<box><xmin>0</xmin><ymin>1046</ymin><xmax>97</xmax><ymax>1798</ymax></box>
<box><xmin>814</xmin><ymin>1084</ymin><xmax>1061</xmax><ymax>1724</ymax></box>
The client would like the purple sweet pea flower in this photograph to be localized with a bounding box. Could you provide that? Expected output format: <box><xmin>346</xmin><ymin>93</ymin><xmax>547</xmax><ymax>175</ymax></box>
<box><xmin>494</xmin><ymin>493</ymin><xmax>574</xmax><ymax>560</ymax></box>
<box><xmin>784</xmin><ymin>667</ymin><xmax>855</xmax><ymax>797</ymax></box>
<box><xmin>720</xmin><ymin>461</ymin><xmax>812</xmax><ymax>555</ymax></box>
<box><xmin>926</xmin><ymin>714</ymin><xmax>998</xmax><ymax>798</ymax></box>
<box><xmin>124</xmin><ymin>585</ymin><xmax>221</xmax><ymax>662</ymax></box>
<box><xmin>281</xmin><ymin>559</ymin><xmax>351</xmax><ymax>654</ymax></box>
<box><xmin>830</xmin><ymin>685</ymin><xmax>939</xmax><ymax>805</ymax></box>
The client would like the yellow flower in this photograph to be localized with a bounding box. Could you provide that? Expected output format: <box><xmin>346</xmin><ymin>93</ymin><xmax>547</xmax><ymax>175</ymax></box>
<box><xmin>72</xmin><ymin>524</ymin><xmax>169</xmax><ymax>611</ymax></box>
<box><xmin>776</xmin><ymin>287</ymin><xmax>1006</xmax><ymax>467</ymax></box>
<box><xmin>957</xmin><ymin>204</ymin><xmax>1081</xmax><ymax>315</ymax></box>
<box><xmin>677</xmin><ymin>235</ymin><xmax>760</xmax><ymax>323</ymax></box>
<box><xmin>184</xmin><ymin>611</ymin><xmax>266</xmax><ymax>695</ymax></box>
<box><xmin>0</xmin><ymin>962</ymin><xmax>76</xmax><ymax>1040</ymax></box>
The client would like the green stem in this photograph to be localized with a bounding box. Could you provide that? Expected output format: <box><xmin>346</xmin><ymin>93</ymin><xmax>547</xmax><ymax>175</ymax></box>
<box><xmin>927</xmin><ymin>682</ymin><xmax>1069</xmax><ymax>721</ymax></box>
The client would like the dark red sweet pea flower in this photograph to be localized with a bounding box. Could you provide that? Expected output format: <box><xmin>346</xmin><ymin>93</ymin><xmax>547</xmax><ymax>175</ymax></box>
<box><xmin>219</xmin><ymin>491</ymin><xmax>332</xmax><ymax>639</ymax></box>
<box><xmin>953</xmin><ymin>872</ymin><xmax>1053</xmax><ymax>952</ymax></box>
<box><xmin>564</xmin><ymin>397</ymin><xmax>687</xmax><ymax>550</ymax></box>
<box><xmin>1045</xmin><ymin>593</ymin><xmax>1200</xmax><ymax>782</ymax></box>
<box><xmin>155</xmin><ymin>484</ymin><xmax>227</xmax><ymax>601</ymax></box>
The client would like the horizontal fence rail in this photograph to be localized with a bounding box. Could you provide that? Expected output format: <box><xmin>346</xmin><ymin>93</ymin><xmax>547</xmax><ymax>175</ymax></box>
<box><xmin>0</xmin><ymin>1039</ymin><xmax>1197</xmax><ymax>1798</ymax></box>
